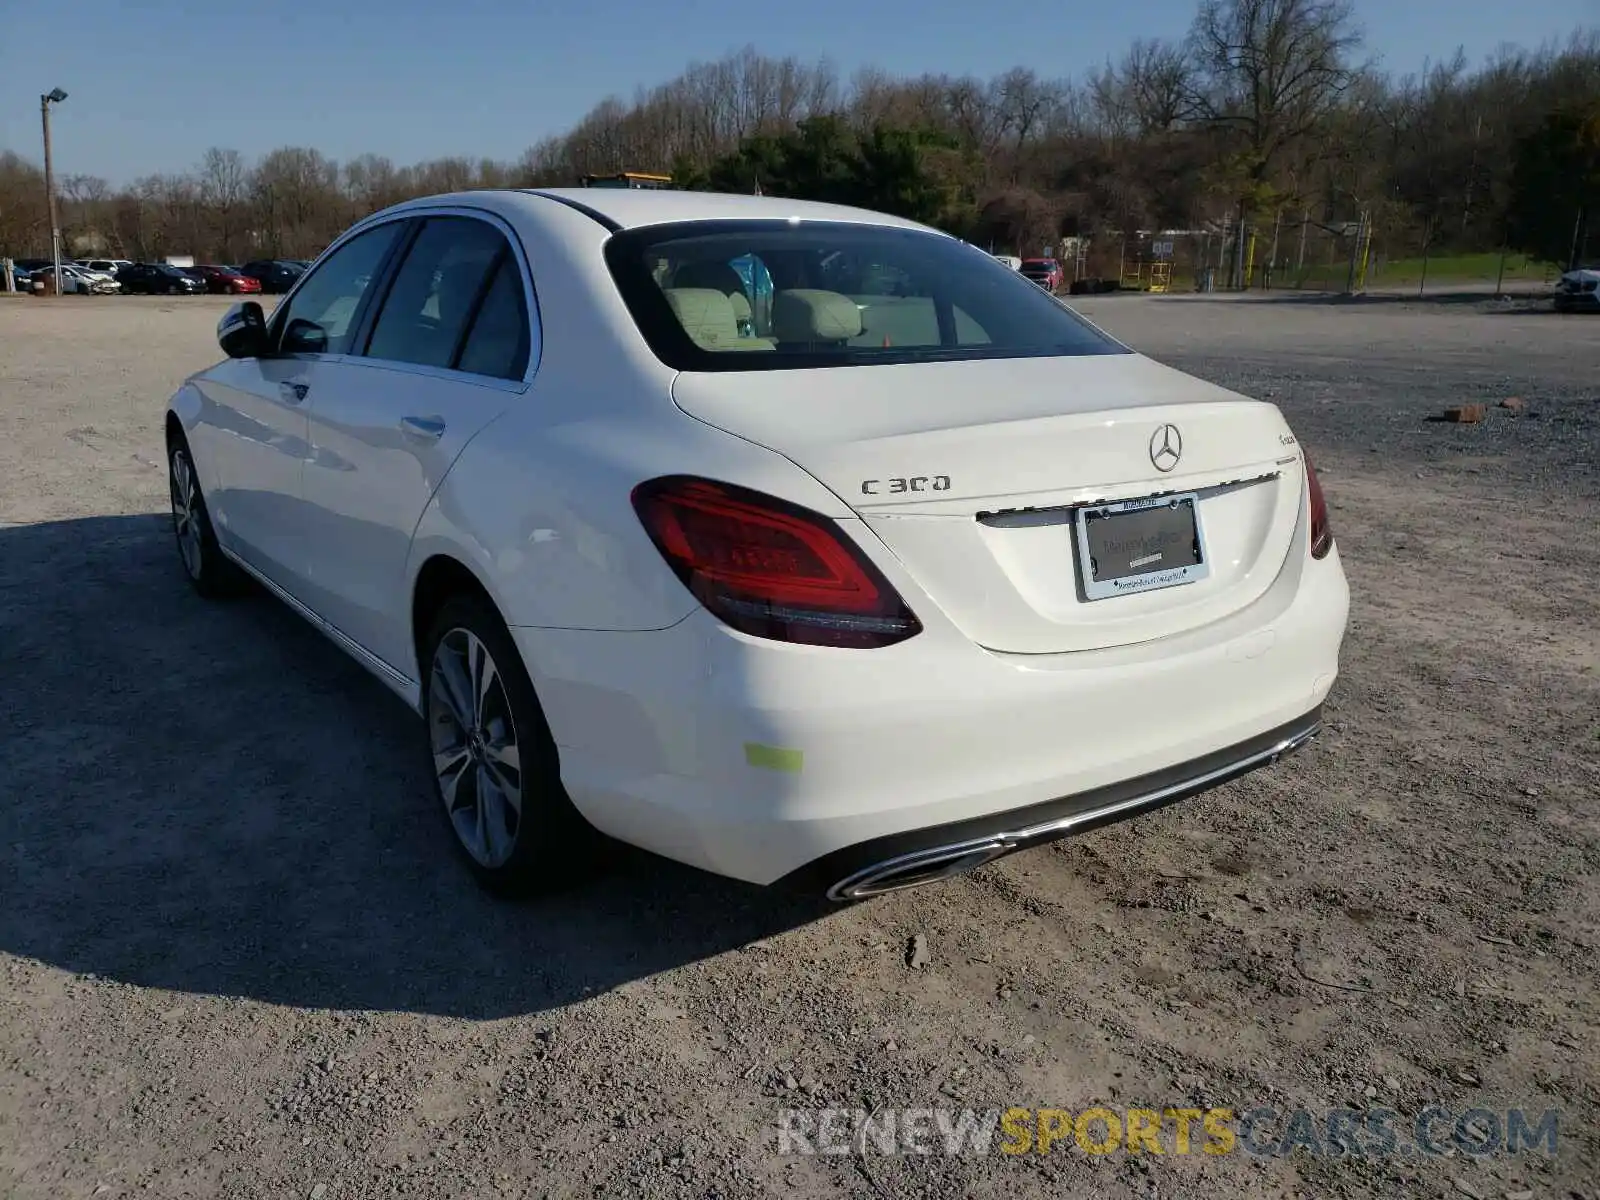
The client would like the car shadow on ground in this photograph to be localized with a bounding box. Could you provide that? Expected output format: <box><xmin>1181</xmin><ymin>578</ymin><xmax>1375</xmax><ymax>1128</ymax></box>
<box><xmin>0</xmin><ymin>514</ymin><xmax>834</xmax><ymax>1019</ymax></box>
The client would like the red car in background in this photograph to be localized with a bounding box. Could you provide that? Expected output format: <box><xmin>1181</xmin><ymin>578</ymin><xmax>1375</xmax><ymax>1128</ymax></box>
<box><xmin>1019</xmin><ymin>257</ymin><xmax>1065</xmax><ymax>292</ymax></box>
<box><xmin>188</xmin><ymin>264</ymin><xmax>262</xmax><ymax>295</ymax></box>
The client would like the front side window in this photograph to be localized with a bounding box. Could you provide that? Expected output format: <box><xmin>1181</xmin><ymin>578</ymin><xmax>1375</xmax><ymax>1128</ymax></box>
<box><xmin>605</xmin><ymin>220</ymin><xmax>1125</xmax><ymax>372</ymax></box>
<box><xmin>274</xmin><ymin>222</ymin><xmax>402</xmax><ymax>355</ymax></box>
<box><xmin>363</xmin><ymin>216</ymin><xmax>514</xmax><ymax>372</ymax></box>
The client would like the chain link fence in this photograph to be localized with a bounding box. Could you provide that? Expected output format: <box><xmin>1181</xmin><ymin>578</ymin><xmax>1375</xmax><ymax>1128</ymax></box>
<box><xmin>1069</xmin><ymin>215</ymin><xmax>1564</xmax><ymax>297</ymax></box>
<box><xmin>1070</xmin><ymin>222</ymin><xmax>1371</xmax><ymax>294</ymax></box>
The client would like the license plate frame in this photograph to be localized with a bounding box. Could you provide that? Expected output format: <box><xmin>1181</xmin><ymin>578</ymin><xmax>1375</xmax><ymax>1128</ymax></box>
<box><xmin>1074</xmin><ymin>491</ymin><xmax>1209</xmax><ymax>601</ymax></box>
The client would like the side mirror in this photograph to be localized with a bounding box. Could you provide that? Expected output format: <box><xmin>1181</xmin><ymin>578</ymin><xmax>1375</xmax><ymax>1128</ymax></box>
<box><xmin>282</xmin><ymin>317</ymin><xmax>327</xmax><ymax>355</ymax></box>
<box><xmin>217</xmin><ymin>301</ymin><xmax>268</xmax><ymax>358</ymax></box>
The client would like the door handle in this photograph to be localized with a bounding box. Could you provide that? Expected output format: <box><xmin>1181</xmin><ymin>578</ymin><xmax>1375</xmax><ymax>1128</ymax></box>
<box><xmin>400</xmin><ymin>415</ymin><xmax>446</xmax><ymax>441</ymax></box>
<box><xmin>279</xmin><ymin>381</ymin><xmax>309</xmax><ymax>404</ymax></box>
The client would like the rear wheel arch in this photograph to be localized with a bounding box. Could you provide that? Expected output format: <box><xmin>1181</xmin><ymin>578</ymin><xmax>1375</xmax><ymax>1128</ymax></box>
<box><xmin>411</xmin><ymin>554</ymin><xmax>502</xmax><ymax>683</ymax></box>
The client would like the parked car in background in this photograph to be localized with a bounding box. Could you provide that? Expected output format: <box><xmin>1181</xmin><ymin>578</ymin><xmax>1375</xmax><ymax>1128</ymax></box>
<box><xmin>236</xmin><ymin>259</ymin><xmax>306</xmax><ymax>294</ymax></box>
<box><xmin>77</xmin><ymin>265</ymin><xmax>123</xmax><ymax>293</ymax></box>
<box><xmin>164</xmin><ymin>188</ymin><xmax>1347</xmax><ymax>901</ymax></box>
<box><xmin>7</xmin><ymin>264</ymin><xmax>33</xmax><ymax>291</ymax></box>
<box><xmin>116</xmin><ymin>262</ymin><xmax>206</xmax><ymax>295</ymax></box>
<box><xmin>992</xmin><ymin>254</ymin><xmax>1022</xmax><ymax>271</ymax></box>
<box><xmin>78</xmin><ymin>258</ymin><xmax>134</xmax><ymax>276</ymax></box>
<box><xmin>34</xmin><ymin>264</ymin><xmax>121</xmax><ymax>295</ymax></box>
<box><xmin>1020</xmin><ymin>257</ymin><xmax>1065</xmax><ymax>292</ymax></box>
<box><xmin>1553</xmin><ymin>268</ymin><xmax>1599</xmax><ymax>312</ymax></box>
<box><xmin>186</xmin><ymin>264</ymin><xmax>263</xmax><ymax>295</ymax></box>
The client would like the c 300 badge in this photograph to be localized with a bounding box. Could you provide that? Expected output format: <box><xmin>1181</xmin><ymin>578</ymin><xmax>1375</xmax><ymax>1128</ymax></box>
<box><xmin>861</xmin><ymin>476</ymin><xmax>952</xmax><ymax>495</ymax></box>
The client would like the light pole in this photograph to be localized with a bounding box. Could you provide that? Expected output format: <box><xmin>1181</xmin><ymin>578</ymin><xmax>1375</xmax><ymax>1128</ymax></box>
<box><xmin>41</xmin><ymin>87</ymin><xmax>68</xmax><ymax>293</ymax></box>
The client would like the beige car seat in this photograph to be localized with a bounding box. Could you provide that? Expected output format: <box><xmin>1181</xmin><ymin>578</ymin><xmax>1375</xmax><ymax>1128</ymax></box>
<box><xmin>772</xmin><ymin>289</ymin><xmax>863</xmax><ymax>346</ymax></box>
<box><xmin>671</xmin><ymin>261</ymin><xmax>754</xmax><ymax>332</ymax></box>
<box><xmin>662</xmin><ymin>288</ymin><xmax>772</xmax><ymax>351</ymax></box>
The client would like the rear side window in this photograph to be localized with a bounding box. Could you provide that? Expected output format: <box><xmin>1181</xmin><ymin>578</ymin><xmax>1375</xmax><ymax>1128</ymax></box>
<box><xmin>455</xmin><ymin>256</ymin><xmax>531</xmax><ymax>380</ymax></box>
<box><xmin>364</xmin><ymin>217</ymin><xmax>511</xmax><ymax>371</ymax></box>
<box><xmin>604</xmin><ymin>219</ymin><xmax>1126</xmax><ymax>372</ymax></box>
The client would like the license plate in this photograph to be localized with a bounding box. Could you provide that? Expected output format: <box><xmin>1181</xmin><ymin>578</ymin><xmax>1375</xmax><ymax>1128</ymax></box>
<box><xmin>1075</xmin><ymin>492</ymin><xmax>1209</xmax><ymax>601</ymax></box>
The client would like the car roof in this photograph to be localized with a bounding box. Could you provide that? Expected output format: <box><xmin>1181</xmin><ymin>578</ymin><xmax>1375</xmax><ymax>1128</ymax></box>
<box><xmin>373</xmin><ymin>188</ymin><xmax>946</xmax><ymax>236</ymax></box>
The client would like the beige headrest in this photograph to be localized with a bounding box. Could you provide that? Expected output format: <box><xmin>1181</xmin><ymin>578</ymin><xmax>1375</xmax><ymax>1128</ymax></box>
<box><xmin>663</xmin><ymin>288</ymin><xmax>740</xmax><ymax>349</ymax></box>
<box><xmin>773</xmin><ymin>289</ymin><xmax>862</xmax><ymax>343</ymax></box>
<box><xmin>728</xmin><ymin>291</ymin><xmax>752</xmax><ymax>323</ymax></box>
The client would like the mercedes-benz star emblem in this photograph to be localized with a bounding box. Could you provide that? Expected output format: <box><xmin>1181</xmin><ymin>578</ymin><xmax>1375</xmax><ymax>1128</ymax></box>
<box><xmin>1149</xmin><ymin>424</ymin><xmax>1183</xmax><ymax>472</ymax></box>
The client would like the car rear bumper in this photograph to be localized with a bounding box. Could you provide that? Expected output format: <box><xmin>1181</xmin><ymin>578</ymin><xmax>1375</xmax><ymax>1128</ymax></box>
<box><xmin>511</xmin><ymin>546</ymin><xmax>1348</xmax><ymax>890</ymax></box>
<box><xmin>782</xmin><ymin>705</ymin><xmax>1320</xmax><ymax>898</ymax></box>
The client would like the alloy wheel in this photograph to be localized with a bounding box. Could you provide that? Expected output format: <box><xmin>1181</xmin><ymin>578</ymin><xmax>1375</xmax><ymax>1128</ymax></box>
<box><xmin>169</xmin><ymin>449</ymin><xmax>203</xmax><ymax>580</ymax></box>
<box><xmin>428</xmin><ymin>628</ymin><xmax>523</xmax><ymax>868</ymax></box>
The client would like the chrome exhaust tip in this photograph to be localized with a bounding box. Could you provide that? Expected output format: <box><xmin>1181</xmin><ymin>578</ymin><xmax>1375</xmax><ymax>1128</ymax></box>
<box><xmin>820</xmin><ymin>715</ymin><xmax>1323</xmax><ymax>903</ymax></box>
<box><xmin>826</xmin><ymin>839</ymin><xmax>1012</xmax><ymax>901</ymax></box>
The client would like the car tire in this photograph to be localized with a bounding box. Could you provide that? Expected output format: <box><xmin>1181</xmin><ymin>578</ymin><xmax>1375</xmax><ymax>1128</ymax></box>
<box><xmin>421</xmin><ymin>594</ymin><xmax>600</xmax><ymax>898</ymax></box>
<box><xmin>167</xmin><ymin>436</ymin><xmax>242</xmax><ymax>598</ymax></box>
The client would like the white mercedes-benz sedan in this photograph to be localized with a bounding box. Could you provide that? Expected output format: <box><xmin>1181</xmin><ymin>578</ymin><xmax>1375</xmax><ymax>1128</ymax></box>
<box><xmin>165</xmin><ymin>188</ymin><xmax>1349</xmax><ymax>900</ymax></box>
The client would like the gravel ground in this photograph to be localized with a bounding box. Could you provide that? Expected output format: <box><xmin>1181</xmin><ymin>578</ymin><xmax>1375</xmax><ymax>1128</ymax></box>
<box><xmin>2</xmin><ymin>291</ymin><xmax>1596</xmax><ymax>1200</ymax></box>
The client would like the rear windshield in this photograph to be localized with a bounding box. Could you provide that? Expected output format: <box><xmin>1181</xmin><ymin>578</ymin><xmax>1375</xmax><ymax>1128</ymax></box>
<box><xmin>603</xmin><ymin>220</ymin><xmax>1126</xmax><ymax>372</ymax></box>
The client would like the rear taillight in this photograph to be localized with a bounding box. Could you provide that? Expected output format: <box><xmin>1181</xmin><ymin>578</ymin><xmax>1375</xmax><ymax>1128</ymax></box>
<box><xmin>1305</xmin><ymin>452</ymin><xmax>1333</xmax><ymax>559</ymax></box>
<box><xmin>631</xmin><ymin>476</ymin><xmax>922</xmax><ymax>648</ymax></box>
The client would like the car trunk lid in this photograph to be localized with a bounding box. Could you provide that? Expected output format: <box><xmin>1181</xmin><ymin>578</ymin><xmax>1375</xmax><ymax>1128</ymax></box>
<box><xmin>671</xmin><ymin>353</ymin><xmax>1305</xmax><ymax>654</ymax></box>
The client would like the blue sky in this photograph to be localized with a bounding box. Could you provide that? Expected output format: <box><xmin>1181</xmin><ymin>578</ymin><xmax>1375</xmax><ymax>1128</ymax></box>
<box><xmin>1</xmin><ymin>0</ymin><xmax>1594</xmax><ymax>183</ymax></box>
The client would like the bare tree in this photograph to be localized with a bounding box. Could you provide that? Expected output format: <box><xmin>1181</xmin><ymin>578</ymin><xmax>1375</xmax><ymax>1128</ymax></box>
<box><xmin>945</xmin><ymin>76</ymin><xmax>1002</xmax><ymax>156</ymax></box>
<box><xmin>1188</xmin><ymin>0</ymin><xmax>1365</xmax><ymax>193</ymax></box>
<box><xmin>1124</xmin><ymin>39</ymin><xmax>1199</xmax><ymax>133</ymax></box>
<box><xmin>993</xmin><ymin>68</ymin><xmax>1062</xmax><ymax>150</ymax></box>
<box><xmin>59</xmin><ymin>174</ymin><xmax>110</xmax><ymax>205</ymax></box>
<box><xmin>0</xmin><ymin>152</ymin><xmax>48</xmax><ymax>256</ymax></box>
<box><xmin>412</xmin><ymin>157</ymin><xmax>474</xmax><ymax>194</ymax></box>
<box><xmin>251</xmin><ymin>147</ymin><xmax>343</xmax><ymax>257</ymax></box>
<box><xmin>198</xmin><ymin>149</ymin><xmax>248</xmax><ymax>262</ymax></box>
<box><xmin>55</xmin><ymin>173</ymin><xmax>112</xmax><ymax>253</ymax></box>
<box><xmin>342</xmin><ymin>153</ymin><xmax>406</xmax><ymax>212</ymax></box>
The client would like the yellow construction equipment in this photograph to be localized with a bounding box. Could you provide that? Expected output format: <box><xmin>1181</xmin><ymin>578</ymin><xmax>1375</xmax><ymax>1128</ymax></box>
<box><xmin>579</xmin><ymin>172</ymin><xmax>673</xmax><ymax>189</ymax></box>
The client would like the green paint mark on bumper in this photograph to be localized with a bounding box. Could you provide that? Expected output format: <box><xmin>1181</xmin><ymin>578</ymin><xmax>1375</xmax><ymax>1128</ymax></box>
<box><xmin>744</xmin><ymin>742</ymin><xmax>804</xmax><ymax>773</ymax></box>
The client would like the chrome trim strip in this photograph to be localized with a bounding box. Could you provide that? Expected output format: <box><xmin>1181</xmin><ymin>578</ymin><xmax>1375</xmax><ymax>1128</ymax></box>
<box><xmin>977</xmin><ymin>472</ymin><xmax>1279</xmax><ymax>527</ymax></box>
<box><xmin>219</xmin><ymin>545</ymin><xmax>423</xmax><ymax>713</ymax></box>
<box><xmin>827</xmin><ymin>722</ymin><xmax>1320</xmax><ymax>901</ymax></box>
